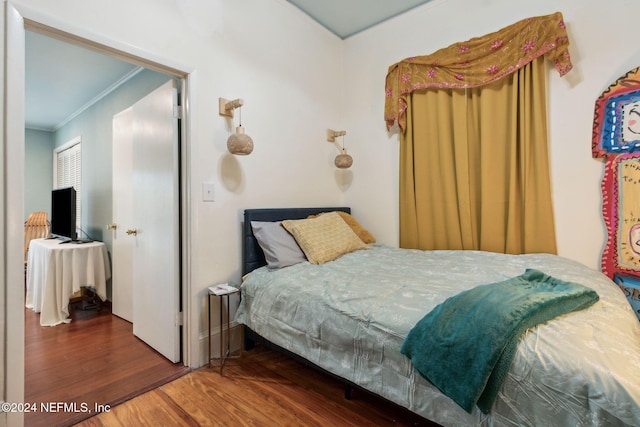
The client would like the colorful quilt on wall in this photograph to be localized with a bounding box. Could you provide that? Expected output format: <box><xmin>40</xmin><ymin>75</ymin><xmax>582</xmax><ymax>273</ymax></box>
<box><xmin>592</xmin><ymin>66</ymin><xmax>640</xmax><ymax>318</ymax></box>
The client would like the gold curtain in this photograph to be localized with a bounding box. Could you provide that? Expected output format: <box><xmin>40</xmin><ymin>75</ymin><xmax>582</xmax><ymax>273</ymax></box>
<box><xmin>400</xmin><ymin>57</ymin><xmax>557</xmax><ymax>254</ymax></box>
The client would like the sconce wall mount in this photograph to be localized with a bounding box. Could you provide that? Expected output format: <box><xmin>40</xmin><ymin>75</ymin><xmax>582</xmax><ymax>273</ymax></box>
<box><xmin>327</xmin><ymin>129</ymin><xmax>353</xmax><ymax>169</ymax></box>
<box><xmin>219</xmin><ymin>97</ymin><xmax>253</xmax><ymax>155</ymax></box>
<box><xmin>219</xmin><ymin>98</ymin><xmax>243</xmax><ymax>118</ymax></box>
<box><xmin>327</xmin><ymin>129</ymin><xmax>346</xmax><ymax>143</ymax></box>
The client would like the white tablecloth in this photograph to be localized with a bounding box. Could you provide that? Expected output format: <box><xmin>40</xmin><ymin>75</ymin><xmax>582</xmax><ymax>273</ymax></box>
<box><xmin>26</xmin><ymin>238</ymin><xmax>111</xmax><ymax>326</ymax></box>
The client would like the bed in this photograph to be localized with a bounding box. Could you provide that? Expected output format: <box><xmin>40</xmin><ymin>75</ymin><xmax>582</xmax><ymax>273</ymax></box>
<box><xmin>235</xmin><ymin>207</ymin><xmax>640</xmax><ymax>426</ymax></box>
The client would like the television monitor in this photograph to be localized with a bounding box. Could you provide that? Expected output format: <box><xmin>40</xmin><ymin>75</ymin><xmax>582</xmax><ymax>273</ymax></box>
<box><xmin>51</xmin><ymin>187</ymin><xmax>77</xmax><ymax>241</ymax></box>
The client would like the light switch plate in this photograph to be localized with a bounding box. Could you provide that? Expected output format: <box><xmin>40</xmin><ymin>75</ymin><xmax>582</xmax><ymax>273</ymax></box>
<box><xmin>202</xmin><ymin>182</ymin><xmax>215</xmax><ymax>202</ymax></box>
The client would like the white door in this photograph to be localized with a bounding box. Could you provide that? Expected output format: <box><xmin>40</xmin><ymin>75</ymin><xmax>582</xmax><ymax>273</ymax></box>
<box><xmin>132</xmin><ymin>80</ymin><xmax>181</xmax><ymax>362</ymax></box>
<box><xmin>111</xmin><ymin>107</ymin><xmax>134</xmax><ymax>322</ymax></box>
<box><xmin>112</xmin><ymin>80</ymin><xmax>181</xmax><ymax>362</ymax></box>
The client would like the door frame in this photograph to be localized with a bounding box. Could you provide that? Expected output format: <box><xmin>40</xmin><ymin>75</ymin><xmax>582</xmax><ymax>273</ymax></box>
<box><xmin>3</xmin><ymin>4</ymin><xmax>26</xmax><ymax>427</ymax></box>
<box><xmin>4</xmin><ymin>3</ymin><xmax>195</xmax><ymax>422</ymax></box>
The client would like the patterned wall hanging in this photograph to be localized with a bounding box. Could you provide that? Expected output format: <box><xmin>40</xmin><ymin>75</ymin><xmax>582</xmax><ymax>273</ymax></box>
<box><xmin>592</xmin><ymin>66</ymin><xmax>640</xmax><ymax>317</ymax></box>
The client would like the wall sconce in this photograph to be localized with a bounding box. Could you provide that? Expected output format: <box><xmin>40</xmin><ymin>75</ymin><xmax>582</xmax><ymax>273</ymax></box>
<box><xmin>327</xmin><ymin>129</ymin><xmax>353</xmax><ymax>169</ymax></box>
<box><xmin>219</xmin><ymin>98</ymin><xmax>254</xmax><ymax>155</ymax></box>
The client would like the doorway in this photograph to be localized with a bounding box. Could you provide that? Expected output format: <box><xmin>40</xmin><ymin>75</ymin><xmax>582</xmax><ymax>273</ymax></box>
<box><xmin>19</xmin><ymin>13</ymin><xmax>191</xmax><ymax>423</ymax></box>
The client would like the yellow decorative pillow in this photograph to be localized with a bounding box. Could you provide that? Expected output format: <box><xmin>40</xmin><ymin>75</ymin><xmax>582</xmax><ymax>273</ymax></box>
<box><xmin>328</xmin><ymin>211</ymin><xmax>376</xmax><ymax>244</ymax></box>
<box><xmin>282</xmin><ymin>212</ymin><xmax>368</xmax><ymax>264</ymax></box>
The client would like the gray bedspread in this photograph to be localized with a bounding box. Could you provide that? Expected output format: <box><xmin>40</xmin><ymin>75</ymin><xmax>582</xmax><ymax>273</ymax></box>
<box><xmin>235</xmin><ymin>244</ymin><xmax>640</xmax><ymax>426</ymax></box>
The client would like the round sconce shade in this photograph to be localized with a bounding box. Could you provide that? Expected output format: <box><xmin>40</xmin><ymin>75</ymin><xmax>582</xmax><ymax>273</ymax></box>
<box><xmin>334</xmin><ymin>149</ymin><xmax>353</xmax><ymax>169</ymax></box>
<box><xmin>227</xmin><ymin>125</ymin><xmax>254</xmax><ymax>155</ymax></box>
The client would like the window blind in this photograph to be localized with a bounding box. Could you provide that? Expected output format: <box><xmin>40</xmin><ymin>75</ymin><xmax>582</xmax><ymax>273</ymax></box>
<box><xmin>54</xmin><ymin>140</ymin><xmax>81</xmax><ymax>233</ymax></box>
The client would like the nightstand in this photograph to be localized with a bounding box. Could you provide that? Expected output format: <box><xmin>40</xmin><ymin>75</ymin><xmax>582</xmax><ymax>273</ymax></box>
<box><xmin>207</xmin><ymin>285</ymin><xmax>242</xmax><ymax>374</ymax></box>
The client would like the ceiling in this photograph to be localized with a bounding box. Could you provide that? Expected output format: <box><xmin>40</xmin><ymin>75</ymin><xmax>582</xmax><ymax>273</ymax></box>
<box><xmin>286</xmin><ymin>0</ymin><xmax>430</xmax><ymax>39</ymax></box>
<box><xmin>25</xmin><ymin>30</ymin><xmax>141</xmax><ymax>131</ymax></box>
<box><xmin>25</xmin><ymin>1</ymin><xmax>430</xmax><ymax>131</ymax></box>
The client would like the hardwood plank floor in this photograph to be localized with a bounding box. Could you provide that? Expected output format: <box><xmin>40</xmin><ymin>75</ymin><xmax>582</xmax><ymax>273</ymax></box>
<box><xmin>25</xmin><ymin>302</ymin><xmax>190</xmax><ymax>427</ymax></box>
<box><xmin>74</xmin><ymin>345</ymin><xmax>440</xmax><ymax>426</ymax></box>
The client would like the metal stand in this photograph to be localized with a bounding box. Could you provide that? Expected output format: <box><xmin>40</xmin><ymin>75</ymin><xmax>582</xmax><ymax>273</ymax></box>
<box><xmin>208</xmin><ymin>288</ymin><xmax>242</xmax><ymax>374</ymax></box>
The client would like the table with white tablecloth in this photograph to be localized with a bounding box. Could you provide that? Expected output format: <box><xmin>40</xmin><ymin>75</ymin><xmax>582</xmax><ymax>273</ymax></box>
<box><xmin>26</xmin><ymin>238</ymin><xmax>111</xmax><ymax>326</ymax></box>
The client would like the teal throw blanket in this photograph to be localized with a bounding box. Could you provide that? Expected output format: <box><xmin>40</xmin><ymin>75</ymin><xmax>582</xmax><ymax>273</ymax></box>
<box><xmin>401</xmin><ymin>269</ymin><xmax>599</xmax><ymax>414</ymax></box>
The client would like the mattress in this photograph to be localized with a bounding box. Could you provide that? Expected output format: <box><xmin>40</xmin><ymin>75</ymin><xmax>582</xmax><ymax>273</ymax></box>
<box><xmin>235</xmin><ymin>244</ymin><xmax>640</xmax><ymax>426</ymax></box>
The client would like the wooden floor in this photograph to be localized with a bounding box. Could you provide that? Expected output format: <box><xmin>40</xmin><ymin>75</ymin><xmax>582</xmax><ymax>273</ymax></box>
<box><xmin>25</xmin><ymin>302</ymin><xmax>190</xmax><ymax>427</ymax></box>
<box><xmin>74</xmin><ymin>345</ymin><xmax>439</xmax><ymax>426</ymax></box>
<box><xmin>26</xmin><ymin>303</ymin><xmax>439</xmax><ymax>426</ymax></box>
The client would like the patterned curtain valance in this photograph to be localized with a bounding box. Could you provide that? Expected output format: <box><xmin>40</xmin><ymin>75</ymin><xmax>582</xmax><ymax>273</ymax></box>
<box><xmin>384</xmin><ymin>12</ymin><xmax>573</xmax><ymax>131</ymax></box>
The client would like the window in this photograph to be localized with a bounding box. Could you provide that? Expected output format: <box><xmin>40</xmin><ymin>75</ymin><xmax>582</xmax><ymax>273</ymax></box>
<box><xmin>54</xmin><ymin>136</ymin><xmax>81</xmax><ymax>233</ymax></box>
<box><xmin>384</xmin><ymin>12</ymin><xmax>572</xmax><ymax>254</ymax></box>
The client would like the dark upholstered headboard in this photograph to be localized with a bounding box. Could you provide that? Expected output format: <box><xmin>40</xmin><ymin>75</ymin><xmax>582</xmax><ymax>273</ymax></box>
<box><xmin>243</xmin><ymin>207</ymin><xmax>350</xmax><ymax>276</ymax></box>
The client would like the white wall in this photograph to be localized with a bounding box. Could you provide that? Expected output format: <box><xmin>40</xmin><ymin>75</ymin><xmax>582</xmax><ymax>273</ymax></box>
<box><xmin>24</xmin><ymin>128</ymin><xmax>52</xmax><ymax>217</ymax></box>
<box><xmin>343</xmin><ymin>0</ymin><xmax>640</xmax><ymax>270</ymax></box>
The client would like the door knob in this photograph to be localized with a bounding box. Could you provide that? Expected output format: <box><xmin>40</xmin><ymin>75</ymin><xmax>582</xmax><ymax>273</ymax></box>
<box><xmin>126</xmin><ymin>229</ymin><xmax>138</xmax><ymax>236</ymax></box>
<box><xmin>107</xmin><ymin>223</ymin><xmax>118</xmax><ymax>230</ymax></box>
